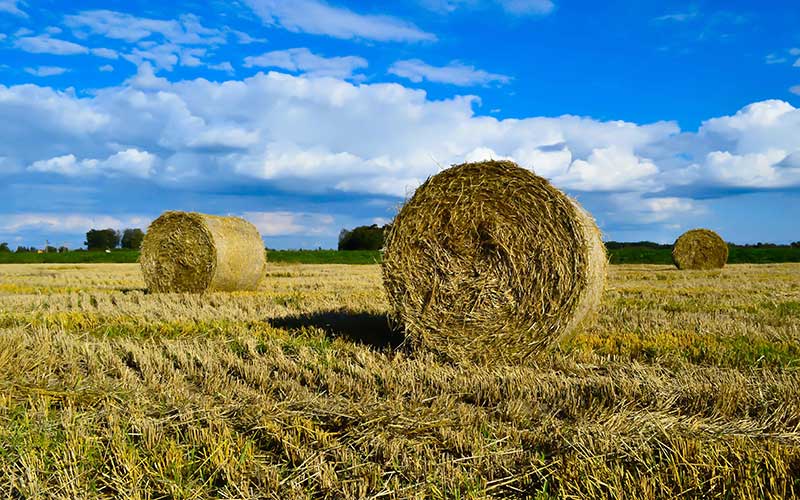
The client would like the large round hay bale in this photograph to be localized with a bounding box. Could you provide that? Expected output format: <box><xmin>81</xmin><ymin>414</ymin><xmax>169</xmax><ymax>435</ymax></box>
<box><xmin>382</xmin><ymin>160</ymin><xmax>607</xmax><ymax>363</ymax></box>
<box><xmin>140</xmin><ymin>211</ymin><xmax>266</xmax><ymax>293</ymax></box>
<box><xmin>672</xmin><ymin>228</ymin><xmax>728</xmax><ymax>270</ymax></box>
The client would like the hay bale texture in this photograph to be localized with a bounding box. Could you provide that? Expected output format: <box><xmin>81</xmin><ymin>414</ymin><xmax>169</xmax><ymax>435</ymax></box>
<box><xmin>140</xmin><ymin>211</ymin><xmax>266</xmax><ymax>293</ymax></box>
<box><xmin>672</xmin><ymin>228</ymin><xmax>728</xmax><ymax>270</ymax></box>
<box><xmin>382</xmin><ymin>160</ymin><xmax>607</xmax><ymax>363</ymax></box>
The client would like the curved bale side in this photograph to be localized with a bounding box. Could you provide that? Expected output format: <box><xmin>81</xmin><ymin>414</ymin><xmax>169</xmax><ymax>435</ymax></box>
<box><xmin>672</xmin><ymin>228</ymin><xmax>728</xmax><ymax>270</ymax></box>
<box><xmin>140</xmin><ymin>211</ymin><xmax>266</xmax><ymax>293</ymax></box>
<box><xmin>381</xmin><ymin>160</ymin><xmax>607</xmax><ymax>364</ymax></box>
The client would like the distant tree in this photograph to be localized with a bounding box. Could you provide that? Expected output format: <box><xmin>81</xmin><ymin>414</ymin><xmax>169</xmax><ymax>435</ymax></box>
<box><xmin>45</xmin><ymin>245</ymin><xmax>57</xmax><ymax>253</ymax></box>
<box><xmin>58</xmin><ymin>246</ymin><xmax>69</xmax><ymax>253</ymax></box>
<box><xmin>338</xmin><ymin>224</ymin><xmax>387</xmax><ymax>251</ymax></box>
<box><xmin>121</xmin><ymin>228</ymin><xmax>145</xmax><ymax>250</ymax></box>
<box><xmin>791</xmin><ymin>241</ymin><xmax>800</xmax><ymax>248</ymax></box>
<box><xmin>85</xmin><ymin>228</ymin><xmax>121</xmax><ymax>251</ymax></box>
<box><xmin>15</xmin><ymin>246</ymin><xmax>31</xmax><ymax>253</ymax></box>
<box><xmin>0</xmin><ymin>242</ymin><xmax>9</xmax><ymax>252</ymax></box>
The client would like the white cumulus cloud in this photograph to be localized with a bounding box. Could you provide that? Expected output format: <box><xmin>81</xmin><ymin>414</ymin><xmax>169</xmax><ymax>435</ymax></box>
<box><xmin>28</xmin><ymin>149</ymin><xmax>157</xmax><ymax>178</ymax></box>
<box><xmin>1</xmin><ymin>69</ymin><xmax>799</xmax><ymax>232</ymax></box>
<box><xmin>242</xmin><ymin>211</ymin><xmax>336</xmax><ymax>236</ymax></box>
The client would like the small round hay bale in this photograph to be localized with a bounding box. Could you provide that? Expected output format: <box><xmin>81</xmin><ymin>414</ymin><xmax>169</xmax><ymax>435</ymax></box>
<box><xmin>672</xmin><ymin>228</ymin><xmax>728</xmax><ymax>270</ymax></box>
<box><xmin>382</xmin><ymin>160</ymin><xmax>607</xmax><ymax>363</ymax></box>
<box><xmin>140</xmin><ymin>211</ymin><xmax>266</xmax><ymax>293</ymax></box>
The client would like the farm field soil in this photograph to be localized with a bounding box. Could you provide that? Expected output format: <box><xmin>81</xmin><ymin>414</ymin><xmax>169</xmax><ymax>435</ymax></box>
<box><xmin>0</xmin><ymin>263</ymin><xmax>799</xmax><ymax>499</ymax></box>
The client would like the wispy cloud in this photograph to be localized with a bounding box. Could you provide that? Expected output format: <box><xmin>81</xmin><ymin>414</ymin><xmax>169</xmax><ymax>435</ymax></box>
<box><xmin>0</xmin><ymin>0</ymin><xmax>27</xmax><ymax>18</ymax></box>
<box><xmin>422</xmin><ymin>0</ymin><xmax>554</xmax><ymax>16</ymax></box>
<box><xmin>91</xmin><ymin>47</ymin><xmax>118</xmax><ymax>59</ymax></box>
<box><xmin>0</xmin><ymin>213</ymin><xmax>151</xmax><ymax>234</ymax></box>
<box><xmin>14</xmin><ymin>35</ymin><xmax>89</xmax><ymax>55</ymax></box>
<box><xmin>208</xmin><ymin>61</ymin><xmax>234</xmax><ymax>73</ymax></box>
<box><xmin>243</xmin><ymin>0</ymin><xmax>435</xmax><ymax>42</ymax></box>
<box><xmin>64</xmin><ymin>10</ymin><xmax>249</xmax><ymax>71</ymax></box>
<box><xmin>245</xmin><ymin>48</ymin><xmax>368</xmax><ymax>80</ymax></box>
<box><xmin>765</xmin><ymin>53</ymin><xmax>787</xmax><ymax>65</ymax></box>
<box><xmin>24</xmin><ymin>66</ymin><xmax>69</xmax><ymax>77</ymax></box>
<box><xmin>389</xmin><ymin>59</ymin><xmax>509</xmax><ymax>86</ymax></box>
<box><xmin>654</xmin><ymin>9</ymin><xmax>699</xmax><ymax>22</ymax></box>
<box><xmin>65</xmin><ymin>10</ymin><xmax>225</xmax><ymax>45</ymax></box>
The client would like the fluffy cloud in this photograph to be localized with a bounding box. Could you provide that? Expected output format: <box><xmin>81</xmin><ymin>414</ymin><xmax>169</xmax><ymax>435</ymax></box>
<box><xmin>14</xmin><ymin>34</ymin><xmax>89</xmax><ymax>55</ymax></box>
<box><xmin>604</xmin><ymin>193</ymin><xmax>703</xmax><ymax>225</ymax></box>
<box><xmin>244</xmin><ymin>48</ymin><xmax>368</xmax><ymax>80</ymax></box>
<box><xmin>243</xmin><ymin>0</ymin><xmax>435</xmax><ymax>42</ymax></box>
<box><xmin>242</xmin><ymin>211</ymin><xmax>336</xmax><ymax>236</ymax></box>
<box><xmin>555</xmin><ymin>146</ymin><xmax>660</xmax><ymax>192</ymax></box>
<box><xmin>28</xmin><ymin>149</ymin><xmax>158</xmax><ymax>178</ymax></box>
<box><xmin>388</xmin><ymin>59</ymin><xmax>510</xmax><ymax>86</ymax></box>
<box><xmin>1</xmin><ymin>69</ymin><xmax>799</xmax><ymax>234</ymax></box>
<box><xmin>0</xmin><ymin>213</ymin><xmax>150</xmax><ymax>233</ymax></box>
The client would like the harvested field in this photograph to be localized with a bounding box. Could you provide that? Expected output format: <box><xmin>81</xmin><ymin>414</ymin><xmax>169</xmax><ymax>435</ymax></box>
<box><xmin>0</xmin><ymin>263</ymin><xmax>799</xmax><ymax>498</ymax></box>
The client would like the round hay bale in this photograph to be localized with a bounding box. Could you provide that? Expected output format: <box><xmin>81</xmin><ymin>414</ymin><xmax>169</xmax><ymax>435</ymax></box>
<box><xmin>672</xmin><ymin>228</ymin><xmax>728</xmax><ymax>270</ymax></box>
<box><xmin>381</xmin><ymin>160</ymin><xmax>607</xmax><ymax>363</ymax></box>
<box><xmin>140</xmin><ymin>211</ymin><xmax>266</xmax><ymax>293</ymax></box>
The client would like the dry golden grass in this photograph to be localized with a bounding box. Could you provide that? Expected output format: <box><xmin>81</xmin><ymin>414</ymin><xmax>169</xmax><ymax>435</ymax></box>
<box><xmin>0</xmin><ymin>263</ymin><xmax>799</xmax><ymax>499</ymax></box>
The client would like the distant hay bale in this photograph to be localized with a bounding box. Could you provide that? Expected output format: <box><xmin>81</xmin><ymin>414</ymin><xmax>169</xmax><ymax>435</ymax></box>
<box><xmin>140</xmin><ymin>211</ymin><xmax>266</xmax><ymax>293</ymax></box>
<box><xmin>672</xmin><ymin>229</ymin><xmax>728</xmax><ymax>270</ymax></box>
<box><xmin>382</xmin><ymin>160</ymin><xmax>607</xmax><ymax>363</ymax></box>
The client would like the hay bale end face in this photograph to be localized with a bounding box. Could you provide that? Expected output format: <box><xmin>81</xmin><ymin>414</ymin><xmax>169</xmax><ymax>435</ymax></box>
<box><xmin>140</xmin><ymin>211</ymin><xmax>266</xmax><ymax>293</ymax></box>
<box><xmin>672</xmin><ymin>228</ymin><xmax>728</xmax><ymax>270</ymax></box>
<box><xmin>381</xmin><ymin>160</ymin><xmax>607</xmax><ymax>363</ymax></box>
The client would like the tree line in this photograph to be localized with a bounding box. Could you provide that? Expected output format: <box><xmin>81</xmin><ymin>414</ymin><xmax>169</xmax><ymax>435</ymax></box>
<box><xmin>3</xmin><ymin>224</ymin><xmax>798</xmax><ymax>253</ymax></box>
<box><xmin>336</xmin><ymin>226</ymin><xmax>800</xmax><ymax>251</ymax></box>
<box><xmin>0</xmin><ymin>228</ymin><xmax>146</xmax><ymax>253</ymax></box>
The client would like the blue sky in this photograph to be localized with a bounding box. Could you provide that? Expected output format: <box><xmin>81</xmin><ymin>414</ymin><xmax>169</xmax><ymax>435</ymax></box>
<box><xmin>1</xmin><ymin>0</ymin><xmax>799</xmax><ymax>249</ymax></box>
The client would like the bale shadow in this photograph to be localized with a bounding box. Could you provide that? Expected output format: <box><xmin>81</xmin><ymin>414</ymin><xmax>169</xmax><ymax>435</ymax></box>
<box><xmin>268</xmin><ymin>310</ymin><xmax>405</xmax><ymax>350</ymax></box>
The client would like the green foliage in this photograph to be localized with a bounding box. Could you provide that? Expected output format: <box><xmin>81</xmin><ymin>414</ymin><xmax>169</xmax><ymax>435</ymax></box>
<box><xmin>338</xmin><ymin>224</ymin><xmax>387</xmax><ymax>250</ymax></box>
<box><xmin>121</xmin><ymin>228</ymin><xmax>146</xmax><ymax>250</ymax></box>
<box><xmin>0</xmin><ymin>249</ymin><xmax>140</xmax><ymax>264</ymax></box>
<box><xmin>0</xmin><ymin>242</ymin><xmax>9</xmax><ymax>252</ymax></box>
<box><xmin>608</xmin><ymin>244</ymin><xmax>800</xmax><ymax>264</ymax></box>
<box><xmin>1</xmin><ymin>245</ymin><xmax>799</xmax><ymax>265</ymax></box>
<box><xmin>268</xmin><ymin>249</ymin><xmax>381</xmax><ymax>264</ymax></box>
<box><xmin>85</xmin><ymin>228</ymin><xmax>121</xmax><ymax>251</ymax></box>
